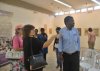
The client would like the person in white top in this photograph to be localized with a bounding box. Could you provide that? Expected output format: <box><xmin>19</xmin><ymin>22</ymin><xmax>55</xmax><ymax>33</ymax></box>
<box><xmin>88</xmin><ymin>28</ymin><xmax>96</xmax><ymax>49</ymax></box>
<box><xmin>53</xmin><ymin>27</ymin><xmax>62</xmax><ymax>71</ymax></box>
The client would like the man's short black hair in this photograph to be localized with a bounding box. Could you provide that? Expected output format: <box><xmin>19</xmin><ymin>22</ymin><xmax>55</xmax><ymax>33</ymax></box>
<box><xmin>40</xmin><ymin>28</ymin><xmax>45</xmax><ymax>32</ymax></box>
<box><xmin>56</xmin><ymin>27</ymin><xmax>61</xmax><ymax>31</ymax></box>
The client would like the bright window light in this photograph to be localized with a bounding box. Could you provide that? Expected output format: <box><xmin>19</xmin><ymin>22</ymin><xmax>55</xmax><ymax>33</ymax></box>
<box><xmin>70</xmin><ymin>10</ymin><xmax>75</xmax><ymax>14</ymax></box>
<box><xmin>54</xmin><ymin>0</ymin><xmax>72</xmax><ymax>8</ymax></box>
<box><xmin>55</xmin><ymin>13</ymin><xmax>59</xmax><ymax>16</ymax></box>
<box><xmin>88</xmin><ymin>7</ymin><xmax>93</xmax><ymax>11</ymax></box>
<box><xmin>64</xmin><ymin>12</ymin><xmax>69</xmax><ymax>14</ymax></box>
<box><xmin>81</xmin><ymin>8</ymin><xmax>87</xmax><ymax>12</ymax></box>
<box><xmin>94</xmin><ymin>6</ymin><xmax>100</xmax><ymax>10</ymax></box>
<box><xmin>91</xmin><ymin>0</ymin><xmax>100</xmax><ymax>5</ymax></box>
<box><xmin>59</xmin><ymin>12</ymin><xmax>64</xmax><ymax>15</ymax></box>
<box><xmin>76</xmin><ymin>10</ymin><xmax>81</xmax><ymax>13</ymax></box>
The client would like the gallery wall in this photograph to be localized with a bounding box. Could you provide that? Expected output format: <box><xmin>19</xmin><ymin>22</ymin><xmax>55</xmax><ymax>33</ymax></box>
<box><xmin>0</xmin><ymin>2</ymin><xmax>100</xmax><ymax>50</ymax></box>
<box><xmin>0</xmin><ymin>2</ymin><xmax>55</xmax><ymax>37</ymax></box>
<box><xmin>0</xmin><ymin>15</ymin><xmax>12</xmax><ymax>38</ymax></box>
<box><xmin>54</xmin><ymin>10</ymin><xmax>100</xmax><ymax>50</ymax></box>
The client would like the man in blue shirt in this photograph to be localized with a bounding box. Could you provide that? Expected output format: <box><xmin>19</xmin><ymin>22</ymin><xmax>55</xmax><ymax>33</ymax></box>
<box><xmin>38</xmin><ymin>28</ymin><xmax>48</xmax><ymax>61</ymax></box>
<box><xmin>58</xmin><ymin>16</ymin><xmax>80</xmax><ymax>71</ymax></box>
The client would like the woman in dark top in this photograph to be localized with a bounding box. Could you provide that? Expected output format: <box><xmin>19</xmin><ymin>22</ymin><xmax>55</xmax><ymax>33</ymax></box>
<box><xmin>23</xmin><ymin>25</ymin><xmax>56</xmax><ymax>71</ymax></box>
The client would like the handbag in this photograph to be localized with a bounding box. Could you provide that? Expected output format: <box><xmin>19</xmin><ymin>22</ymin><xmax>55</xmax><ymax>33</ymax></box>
<box><xmin>29</xmin><ymin>38</ymin><xmax>47</xmax><ymax>70</ymax></box>
<box><xmin>5</xmin><ymin>49</ymin><xmax>23</xmax><ymax>59</ymax></box>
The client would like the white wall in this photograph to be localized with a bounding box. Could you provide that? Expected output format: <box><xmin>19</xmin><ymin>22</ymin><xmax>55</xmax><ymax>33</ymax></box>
<box><xmin>0</xmin><ymin>2</ymin><xmax>100</xmax><ymax>50</ymax></box>
<box><xmin>0</xmin><ymin>2</ymin><xmax>54</xmax><ymax>36</ymax></box>
<box><xmin>54</xmin><ymin>10</ymin><xmax>100</xmax><ymax>50</ymax></box>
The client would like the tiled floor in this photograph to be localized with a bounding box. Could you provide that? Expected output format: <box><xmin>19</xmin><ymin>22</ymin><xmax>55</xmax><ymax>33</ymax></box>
<box><xmin>0</xmin><ymin>46</ymin><xmax>82</xmax><ymax>71</ymax></box>
<box><xmin>44</xmin><ymin>47</ymin><xmax>59</xmax><ymax>71</ymax></box>
<box><xmin>0</xmin><ymin>46</ymin><xmax>60</xmax><ymax>71</ymax></box>
<box><xmin>0</xmin><ymin>64</ymin><xmax>11</xmax><ymax>71</ymax></box>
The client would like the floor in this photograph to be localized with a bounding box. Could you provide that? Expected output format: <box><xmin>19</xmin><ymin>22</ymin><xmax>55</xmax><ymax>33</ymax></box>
<box><xmin>0</xmin><ymin>46</ymin><xmax>60</xmax><ymax>71</ymax></box>
<box><xmin>0</xmin><ymin>46</ymin><xmax>82</xmax><ymax>71</ymax></box>
<box><xmin>44</xmin><ymin>47</ymin><xmax>59</xmax><ymax>71</ymax></box>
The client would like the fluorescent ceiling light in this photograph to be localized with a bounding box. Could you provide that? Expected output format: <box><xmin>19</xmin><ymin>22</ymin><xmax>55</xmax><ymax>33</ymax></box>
<box><xmin>64</xmin><ymin>12</ymin><xmax>69</xmax><ymax>14</ymax></box>
<box><xmin>91</xmin><ymin>0</ymin><xmax>100</xmax><ymax>5</ymax></box>
<box><xmin>54</xmin><ymin>0</ymin><xmax>72</xmax><ymax>8</ymax></box>
<box><xmin>59</xmin><ymin>11</ymin><xmax>64</xmax><ymax>15</ymax></box>
<box><xmin>55</xmin><ymin>13</ymin><xmax>59</xmax><ymax>16</ymax></box>
<box><xmin>81</xmin><ymin>8</ymin><xmax>87</xmax><ymax>12</ymax></box>
<box><xmin>94</xmin><ymin>6</ymin><xmax>100</xmax><ymax>10</ymax></box>
<box><xmin>76</xmin><ymin>10</ymin><xmax>81</xmax><ymax>13</ymax></box>
<box><xmin>88</xmin><ymin>7</ymin><xmax>93</xmax><ymax>11</ymax></box>
<box><xmin>70</xmin><ymin>10</ymin><xmax>75</xmax><ymax>14</ymax></box>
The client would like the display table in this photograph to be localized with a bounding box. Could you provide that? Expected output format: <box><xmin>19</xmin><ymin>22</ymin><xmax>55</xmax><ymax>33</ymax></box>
<box><xmin>0</xmin><ymin>53</ymin><xmax>10</xmax><ymax>67</ymax></box>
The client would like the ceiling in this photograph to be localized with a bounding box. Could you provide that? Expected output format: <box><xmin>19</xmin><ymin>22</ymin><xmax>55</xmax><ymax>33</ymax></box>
<box><xmin>22</xmin><ymin>0</ymin><xmax>97</xmax><ymax>12</ymax></box>
<box><xmin>0</xmin><ymin>0</ymin><xmax>98</xmax><ymax>15</ymax></box>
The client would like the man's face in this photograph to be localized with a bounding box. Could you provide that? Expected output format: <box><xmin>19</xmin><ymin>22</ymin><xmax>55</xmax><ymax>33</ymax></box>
<box><xmin>35</xmin><ymin>30</ymin><xmax>38</xmax><ymax>34</ymax></box>
<box><xmin>41</xmin><ymin>30</ymin><xmax>45</xmax><ymax>33</ymax></box>
<box><xmin>65</xmin><ymin>18</ymin><xmax>74</xmax><ymax>30</ymax></box>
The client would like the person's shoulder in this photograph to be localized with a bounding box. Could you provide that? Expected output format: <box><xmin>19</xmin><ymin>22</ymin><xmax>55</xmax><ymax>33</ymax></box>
<box><xmin>38</xmin><ymin>34</ymin><xmax>42</xmax><ymax>37</ymax></box>
<box><xmin>23</xmin><ymin>36</ymin><xmax>34</xmax><ymax>40</ymax></box>
<box><xmin>45</xmin><ymin>33</ymin><xmax>48</xmax><ymax>36</ymax></box>
<box><xmin>92</xmin><ymin>31</ymin><xmax>96</xmax><ymax>35</ymax></box>
<box><xmin>38</xmin><ymin>34</ymin><xmax>41</xmax><ymax>36</ymax></box>
<box><xmin>61</xmin><ymin>27</ymin><xmax>66</xmax><ymax>30</ymax></box>
<box><xmin>73</xmin><ymin>28</ymin><xmax>78</xmax><ymax>32</ymax></box>
<box><xmin>60</xmin><ymin>27</ymin><xmax>66</xmax><ymax>32</ymax></box>
<box><xmin>72</xmin><ymin>28</ymin><xmax>79</xmax><ymax>35</ymax></box>
<box><xmin>13</xmin><ymin>35</ymin><xmax>19</xmax><ymax>40</ymax></box>
<box><xmin>73</xmin><ymin>27</ymin><xmax>77</xmax><ymax>30</ymax></box>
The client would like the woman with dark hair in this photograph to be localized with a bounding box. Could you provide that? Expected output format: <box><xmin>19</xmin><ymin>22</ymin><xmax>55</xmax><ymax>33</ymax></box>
<box><xmin>88</xmin><ymin>28</ymin><xmax>96</xmax><ymax>49</ymax></box>
<box><xmin>23</xmin><ymin>24</ymin><xmax>56</xmax><ymax>71</ymax></box>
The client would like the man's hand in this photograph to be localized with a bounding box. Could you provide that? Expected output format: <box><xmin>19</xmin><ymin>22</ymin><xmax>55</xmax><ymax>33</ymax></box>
<box><xmin>30</xmin><ymin>65</ymin><xmax>32</xmax><ymax>70</ymax></box>
<box><xmin>59</xmin><ymin>53</ymin><xmax>63</xmax><ymax>61</ymax></box>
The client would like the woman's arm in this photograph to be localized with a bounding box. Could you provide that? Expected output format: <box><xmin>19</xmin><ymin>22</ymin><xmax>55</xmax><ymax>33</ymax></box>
<box><xmin>14</xmin><ymin>48</ymin><xmax>23</xmax><ymax>51</ymax></box>
<box><xmin>43</xmin><ymin>35</ymin><xmax>57</xmax><ymax>48</ymax></box>
<box><xmin>53</xmin><ymin>38</ymin><xmax>56</xmax><ymax>51</ymax></box>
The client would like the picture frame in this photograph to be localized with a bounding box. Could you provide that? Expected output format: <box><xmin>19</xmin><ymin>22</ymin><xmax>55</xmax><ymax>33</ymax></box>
<box><xmin>93</xmin><ymin>28</ymin><xmax>99</xmax><ymax>36</ymax></box>
<box><xmin>77</xmin><ymin>28</ymin><xmax>81</xmax><ymax>36</ymax></box>
<box><xmin>49</xmin><ymin>28</ymin><xmax>52</xmax><ymax>34</ymax></box>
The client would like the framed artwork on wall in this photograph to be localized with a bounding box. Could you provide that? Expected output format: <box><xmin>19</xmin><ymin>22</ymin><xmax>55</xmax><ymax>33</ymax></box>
<box><xmin>93</xmin><ymin>28</ymin><xmax>99</xmax><ymax>36</ymax></box>
<box><xmin>77</xmin><ymin>28</ymin><xmax>81</xmax><ymax>36</ymax></box>
<box><xmin>44</xmin><ymin>24</ymin><xmax>47</xmax><ymax>33</ymax></box>
<box><xmin>49</xmin><ymin>28</ymin><xmax>52</xmax><ymax>34</ymax></box>
<box><xmin>84</xmin><ymin>28</ymin><xmax>88</xmax><ymax>36</ymax></box>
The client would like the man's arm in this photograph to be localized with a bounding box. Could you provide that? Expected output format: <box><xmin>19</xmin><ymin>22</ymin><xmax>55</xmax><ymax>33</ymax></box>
<box><xmin>58</xmin><ymin>31</ymin><xmax>63</xmax><ymax>53</ymax></box>
<box><xmin>58</xmin><ymin>31</ymin><xmax>64</xmax><ymax>60</ymax></box>
<box><xmin>77</xmin><ymin>30</ymin><xmax>80</xmax><ymax>50</ymax></box>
